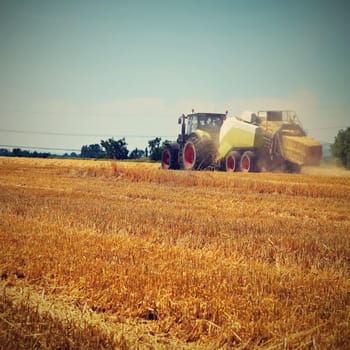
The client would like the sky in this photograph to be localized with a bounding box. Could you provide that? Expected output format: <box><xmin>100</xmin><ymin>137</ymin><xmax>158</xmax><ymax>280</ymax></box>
<box><xmin>0</xmin><ymin>0</ymin><xmax>349</xmax><ymax>154</ymax></box>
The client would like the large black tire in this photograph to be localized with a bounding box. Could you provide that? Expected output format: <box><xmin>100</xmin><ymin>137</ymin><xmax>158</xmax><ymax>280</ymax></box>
<box><xmin>240</xmin><ymin>151</ymin><xmax>257</xmax><ymax>172</ymax></box>
<box><xmin>161</xmin><ymin>147</ymin><xmax>179</xmax><ymax>170</ymax></box>
<box><xmin>225</xmin><ymin>151</ymin><xmax>241</xmax><ymax>172</ymax></box>
<box><xmin>182</xmin><ymin>137</ymin><xmax>215</xmax><ymax>170</ymax></box>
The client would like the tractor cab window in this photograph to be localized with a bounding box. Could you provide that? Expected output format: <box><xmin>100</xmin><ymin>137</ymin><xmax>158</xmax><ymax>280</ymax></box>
<box><xmin>188</xmin><ymin>116</ymin><xmax>198</xmax><ymax>133</ymax></box>
<box><xmin>202</xmin><ymin>116</ymin><xmax>224</xmax><ymax>128</ymax></box>
<box><xmin>198</xmin><ymin>116</ymin><xmax>216</xmax><ymax>127</ymax></box>
<box><xmin>211</xmin><ymin>116</ymin><xmax>224</xmax><ymax>127</ymax></box>
<box><xmin>199</xmin><ymin>117</ymin><xmax>208</xmax><ymax>127</ymax></box>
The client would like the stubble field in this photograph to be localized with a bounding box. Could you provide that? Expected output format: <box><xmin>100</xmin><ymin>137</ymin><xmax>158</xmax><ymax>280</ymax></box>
<box><xmin>0</xmin><ymin>157</ymin><xmax>349</xmax><ymax>349</ymax></box>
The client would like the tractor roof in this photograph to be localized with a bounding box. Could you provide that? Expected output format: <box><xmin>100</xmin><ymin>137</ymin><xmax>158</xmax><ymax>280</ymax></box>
<box><xmin>186</xmin><ymin>112</ymin><xmax>227</xmax><ymax>119</ymax></box>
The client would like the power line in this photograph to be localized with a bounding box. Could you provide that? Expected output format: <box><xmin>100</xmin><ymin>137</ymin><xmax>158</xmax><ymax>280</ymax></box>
<box><xmin>0</xmin><ymin>110</ymin><xmax>156</xmax><ymax>117</ymax></box>
<box><xmin>0</xmin><ymin>128</ymin><xmax>174</xmax><ymax>138</ymax></box>
<box><xmin>0</xmin><ymin>125</ymin><xmax>347</xmax><ymax>138</ymax></box>
<box><xmin>0</xmin><ymin>128</ymin><xmax>114</xmax><ymax>137</ymax></box>
<box><xmin>0</xmin><ymin>144</ymin><xmax>80</xmax><ymax>152</ymax></box>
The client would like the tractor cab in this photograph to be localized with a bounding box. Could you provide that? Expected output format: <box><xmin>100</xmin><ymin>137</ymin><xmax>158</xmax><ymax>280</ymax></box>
<box><xmin>177</xmin><ymin>113</ymin><xmax>227</xmax><ymax>145</ymax></box>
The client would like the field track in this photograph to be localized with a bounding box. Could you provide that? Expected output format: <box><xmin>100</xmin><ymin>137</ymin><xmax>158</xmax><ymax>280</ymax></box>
<box><xmin>0</xmin><ymin>157</ymin><xmax>349</xmax><ymax>349</ymax></box>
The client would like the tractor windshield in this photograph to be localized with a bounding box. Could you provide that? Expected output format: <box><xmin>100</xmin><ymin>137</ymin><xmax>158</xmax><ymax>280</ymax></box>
<box><xmin>188</xmin><ymin>114</ymin><xmax>225</xmax><ymax>133</ymax></box>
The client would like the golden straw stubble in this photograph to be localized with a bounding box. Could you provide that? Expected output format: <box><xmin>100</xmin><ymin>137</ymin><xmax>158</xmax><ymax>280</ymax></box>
<box><xmin>0</xmin><ymin>157</ymin><xmax>349</xmax><ymax>349</ymax></box>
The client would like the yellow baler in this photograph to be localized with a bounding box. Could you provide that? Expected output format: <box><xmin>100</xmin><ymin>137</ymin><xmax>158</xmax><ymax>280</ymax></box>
<box><xmin>218</xmin><ymin>111</ymin><xmax>322</xmax><ymax>172</ymax></box>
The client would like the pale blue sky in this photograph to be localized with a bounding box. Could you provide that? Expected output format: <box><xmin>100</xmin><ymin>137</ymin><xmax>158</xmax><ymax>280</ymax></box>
<box><xmin>0</xmin><ymin>0</ymin><xmax>349</xmax><ymax>153</ymax></box>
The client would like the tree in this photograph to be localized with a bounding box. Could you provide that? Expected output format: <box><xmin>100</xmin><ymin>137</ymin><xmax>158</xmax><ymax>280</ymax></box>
<box><xmin>100</xmin><ymin>138</ymin><xmax>129</xmax><ymax>159</ymax></box>
<box><xmin>129</xmin><ymin>148</ymin><xmax>145</xmax><ymax>159</ymax></box>
<box><xmin>331</xmin><ymin>127</ymin><xmax>350</xmax><ymax>169</ymax></box>
<box><xmin>12</xmin><ymin>148</ymin><xmax>22</xmax><ymax>157</ymax></box>
<box><xmin>148</xmin><ymin>138</ymin><xmax>173</xmax><ymax>161</ymax></box>
<box><xmin>10</xmin><ymin>148</ymin><xmax>51</xmax><ymax>158</ymax></box>
<box><xmin>81</xmin><ymin>144</ymin><xmax>104</xmax><ymax>158</ymax></box>
<box><xmin>0</xmin><ymin>148</ymin><xmax>10</xmax><ymax>156</ymax></box>
<box><xmin>148</xmin><ymin>137</ymin><xmax>162</xmax><ymax>161</ymax></box>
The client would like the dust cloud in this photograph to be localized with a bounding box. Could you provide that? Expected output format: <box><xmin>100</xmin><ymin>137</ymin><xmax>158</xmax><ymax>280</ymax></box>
<box><xmin>302</xmin><ymin>164</ymin><xmax>350</xmax><ymax>177</ymax></box>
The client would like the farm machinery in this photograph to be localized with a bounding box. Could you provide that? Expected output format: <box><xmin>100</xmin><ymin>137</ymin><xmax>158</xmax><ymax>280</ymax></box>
<box><xmin>161</xmin><ymin>110</ymin><xmax>322</xmax><ymax>172</ymax></box>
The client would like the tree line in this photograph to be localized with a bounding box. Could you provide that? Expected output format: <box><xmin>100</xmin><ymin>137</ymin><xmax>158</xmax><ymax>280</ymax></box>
<box><xmin>0</xmin><ymin>137</ymin><xmax>170</xmax><ymax>162</ymax></box>
<box><xmin>80</xmin><ymin>137</ymin><xmax>170</xmax><ymax>161</ymax></box>
<box><xmin>1</xmin><ymin>128</ymin><xmax>349</xmax><ymax>168</ymax></box>
<box><xmin>0</xmin><ymin>148</ymin><xmax>55</xmax><ymax>158</ymax></box>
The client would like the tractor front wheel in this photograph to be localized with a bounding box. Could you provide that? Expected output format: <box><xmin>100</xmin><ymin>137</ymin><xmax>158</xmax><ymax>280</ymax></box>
<box><xmin>161</xmin><ymin>147</ymin><xmax>179</xmax><ymax>170</ymax></box>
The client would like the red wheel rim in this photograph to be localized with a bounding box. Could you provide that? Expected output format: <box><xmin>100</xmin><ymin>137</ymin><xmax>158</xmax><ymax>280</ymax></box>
<box><xmin>241</xmin><ymin>155</ymin><xmax>250</xmax><ymax>172</ymax></box>
<box><xmin>184</xmin><ymin>143</ymin><xmax>195</xmax><ymax>169</ymax></box>
<box><xmin>162</xmin><ymin>150</ymin><xmax>170</xmax><ymax>169</ymax></box>
<box><xmin>227</xmin><ymin>155</ymin><xmax>235</xmax><ymax>171</ymax></box>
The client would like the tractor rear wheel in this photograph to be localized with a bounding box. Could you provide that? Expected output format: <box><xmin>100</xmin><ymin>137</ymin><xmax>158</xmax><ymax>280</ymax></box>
<box><xmin>225</xmin><ymin>151</ymin><xmax>240</xmax><ymax>172</ymax></box>
<box><xmin>182</xmin><ymin>137</ymin><xmax>215</xmax><ymax>170</ymax></box>
<box><xmin>161</xmin><ymin>147</ymin><xmax>179</xmax><ymax>170</ymax></box>
<box><xmin>240</xmin><ymin>151</ymin><xmax>256</xmax><ymax>172</ymax></box>
<box><xmin>183</xmin><ymin>139</ymin><xmax>198</xmax><ymax>170</ymax></box>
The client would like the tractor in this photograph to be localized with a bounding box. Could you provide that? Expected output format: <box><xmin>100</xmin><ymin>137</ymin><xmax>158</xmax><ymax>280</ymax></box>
<box><xmin>161</xmin><ymin>112</ymin><xmax>227</xmax><ymax>170</ymax></box>
<box><xmin>161</xmin><ymin>110</ymin><xmax>322</xmax><ymax>172</ymax></box>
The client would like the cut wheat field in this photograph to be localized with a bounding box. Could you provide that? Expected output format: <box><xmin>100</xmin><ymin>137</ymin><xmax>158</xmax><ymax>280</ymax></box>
<box><xmin>0</xmin><ymin>157</ymin><xmax>349</xmax><ymax>349</ymax></box>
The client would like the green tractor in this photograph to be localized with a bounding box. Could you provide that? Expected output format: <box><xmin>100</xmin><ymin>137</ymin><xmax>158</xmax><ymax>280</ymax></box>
<box><xmin>161</xmin><ymin>112</ymin><xmax>227</xmax><ymax>170</ymax></box>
